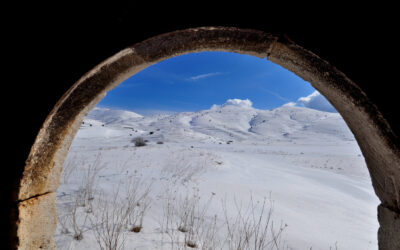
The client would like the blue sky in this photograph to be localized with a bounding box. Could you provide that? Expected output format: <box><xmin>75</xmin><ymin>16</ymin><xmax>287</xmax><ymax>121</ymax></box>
<box><xmin>98</xmin><ymin>51</ymin><xmax>335</xmax><ymax>115</ymax></box>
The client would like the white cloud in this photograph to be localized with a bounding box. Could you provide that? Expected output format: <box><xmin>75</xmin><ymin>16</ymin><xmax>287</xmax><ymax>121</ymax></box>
<box><xmin>297</xmin><ymin>91</ymin><xmax>337</xmax><ymax>112</ymax></box>
<box><xmin>212</xmin><ymin>98</ymin><xmax>253</xmax><ymax>109</ymax></box>
<box><xmin>282</xmin><ymin>102</ymin><xmax>297</xmax><ymax>107</ymax></box>
<box><xmin>210</xmin><ymin>104</ymin><xmax>221</xmax><ymax>110</ymax></box>
<box><xmin>188</xmin><ymin>72</ymin><xmax>221</xmax><ymax>81</ymax></box>
<box><xmin>223</xmin><ymin>99</ymin><xmax>253</xmax><ymax>108</ymax></box>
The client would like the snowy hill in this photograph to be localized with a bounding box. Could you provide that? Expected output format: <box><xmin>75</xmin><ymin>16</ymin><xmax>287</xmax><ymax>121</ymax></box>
<box><xmin>84</xmin><ymin>102</ymin><xmax>354</xmax><ymax>144</ymax></box>
<box><xmin>248</xmin><ymin>105</ymin><xmax>354</xmax><ymax>141</ymax></box>
<box><xmin>86</xmin><ymin>107</ymin><xmax>143</xmax><ymax>125</ymax></box>
<box><xmin>57</xmin><ymin>100</ymin><xmax>379</xmax><ymax>250</ymax></box>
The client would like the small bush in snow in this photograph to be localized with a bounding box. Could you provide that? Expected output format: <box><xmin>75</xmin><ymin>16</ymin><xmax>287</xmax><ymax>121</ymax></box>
<box><xmin>70</xmin><ymin>194</ymin><xmax>88</xmax><ymax>241</ymax></box>
<box><xmin>222</xmin><ymin>195</ymin><xmax>288</xmax><ymax>250</ymax></box>
<box><xmin>58</xmin><ymin>214</ymin><xmax>70</xmax><ymax>234</ymax></box>
<box><xmin>125</xmin><ymin>177</ymin><xmax>152</xmax><ymax>233</ymax></box>
<box><xmin>132</xmin><ymin>137</ymin><xmax>146</xmax><ymax>147</ymax></box>
<box><xmin>157</xmin><ymin>141</ymin><xmax>164</xmax><ymax>144</ymax></box>
<box><xmin>91</xmin><ymin>189</ymin><xmax>128</xmax><ymax>250</ymax></box>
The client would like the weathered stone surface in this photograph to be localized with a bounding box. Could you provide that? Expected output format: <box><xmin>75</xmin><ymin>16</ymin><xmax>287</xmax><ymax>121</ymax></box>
<box><xmin>268</xmin><ymin>36</ymin><xmax>400</xmax><ymax>213</ymax></box>
<box><xmin>131</xmin><ymin>27</ymin><xmax>277</xmax><ymax>60</ymax></box>
<box><xmin>18</xmin><ymin>49</ymin><xmax>147</xmax><ymax>201</ymax></box>
<box><xmin>14</xmin><ymin>27</ymin><xmax>400</xmax><ymax>249</ymax></box>
<box><xmin>378</xmin><ymin>204</ymin><xmax>400</xmax><ymax>250</ymax></box>
<box><xmin>17</xmin><ymin>192</ymin><xmax>57</xmax><ymax>250</ymax></box>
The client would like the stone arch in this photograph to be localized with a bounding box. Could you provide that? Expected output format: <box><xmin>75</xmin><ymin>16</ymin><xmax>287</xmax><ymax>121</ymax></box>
<box><xmin>16</xmin><ymin>27</ymin><xmax>399</xmax><ymax>249</ymax></box>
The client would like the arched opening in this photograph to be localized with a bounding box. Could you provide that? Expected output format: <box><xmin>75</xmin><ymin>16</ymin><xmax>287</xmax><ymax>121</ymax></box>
<box><xmin>55</xmin><ymin>50</ymin><xmax>379</xmax><ymax>249</ymax></box>
<box><xmin>16</xmin><ymin>27</ymin><xmax>400</xmax><ymax>249</ymax></box>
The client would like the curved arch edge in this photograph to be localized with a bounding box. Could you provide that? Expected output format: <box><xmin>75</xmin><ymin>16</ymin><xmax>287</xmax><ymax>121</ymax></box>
<box><xmin>15</xmin><ymin>26</ymin><xmax>400</xmax><ymax>249</ymax></box>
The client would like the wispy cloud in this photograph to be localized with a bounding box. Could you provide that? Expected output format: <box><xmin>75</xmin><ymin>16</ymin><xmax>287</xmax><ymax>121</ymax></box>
<box><xmin>259</xmin><ymin>87</ymin><xmax>292</xmax><ymax>102</ymax></box>
<box><xmin>188</xmin><ymin>72</ymin><xmax>222</xmax><ymax>81</ymax></box>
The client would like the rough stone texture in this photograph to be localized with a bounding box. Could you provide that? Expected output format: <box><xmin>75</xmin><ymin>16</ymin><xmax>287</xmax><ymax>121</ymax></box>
<box><xmin>268</xmin><ymin>38</ymin><xmax>400</xmax><ymax>248</ymax></box>
<box><xmin>378</xmin><ymin>204</ymin><xmax>400</xmax><ymax>250</ymax></box>
<box><xmin>268</xmin><ymin>35</ymin><xmax>400</xmax><ymax>212</ymax></box>
<box><xmin>17</xmin><ymin>192</ymin><xmax>57</xmax><ymax>250</ymax></box>
<box><xmin>18</xmin><ymin>49</ymin><xmax>147</xmax><ymax>201</ymax></box>
<box><xmin>15</xmin><ymin>48</ymin><xmax>152</xmax><ymax>249</ymax></box>
<box><xmin>14</xmin><ymin>27</ymin><xmax>400</xmax><ymax>249</ymax></box>
<box><xmin>131</xmin><ymin>27</ymin><xmax>277</xmax><ymax>60</ymax></box>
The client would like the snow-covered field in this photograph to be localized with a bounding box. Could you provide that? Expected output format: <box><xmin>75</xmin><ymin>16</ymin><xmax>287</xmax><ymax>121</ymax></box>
<box><xmin>55</xmin><ymin>101</ymin><xmax>379</xmax><ymax>250</ymax></box>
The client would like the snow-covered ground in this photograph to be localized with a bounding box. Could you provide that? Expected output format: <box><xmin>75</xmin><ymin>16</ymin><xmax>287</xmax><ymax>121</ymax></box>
<box><xmin>55</xmin><ymin>102</ymin><xmax>379</xmax><ymax>250</ymax></box>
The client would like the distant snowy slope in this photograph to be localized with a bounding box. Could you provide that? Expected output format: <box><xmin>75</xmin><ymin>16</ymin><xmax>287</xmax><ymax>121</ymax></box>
<box><xmin>249</xmin><ymin>105</ymin><xmax>354</xmax><ymax>141</ymax></box>
<box><xmin>83</xmin><ymin>101</ymin><xmax>355</xmax><ymax>143</ymax></box>
<box><xmin>86</xmin><ymin>107</ymin><xmax>143</xmax><ymax>125</ymax></box>
<box><xmin>190</xmin><ymin>105</ymin><xmax>258</xmax><ymax>141</ymax></box>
